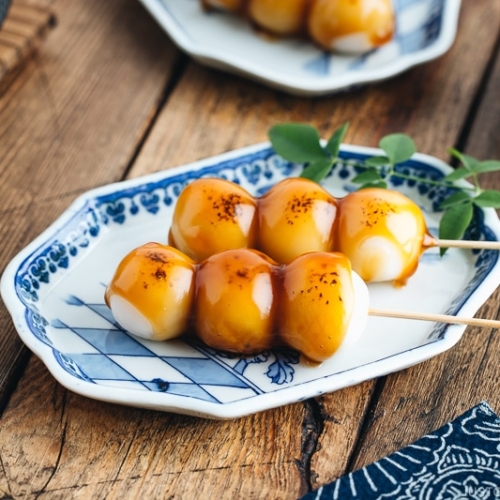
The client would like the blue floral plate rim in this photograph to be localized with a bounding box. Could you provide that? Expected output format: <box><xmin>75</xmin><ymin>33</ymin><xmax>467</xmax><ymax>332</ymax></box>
<box><xmin>1</xmin><ymin>141</ymin><xmax>499</xmax><ymax>419</ymax></box>
<box><xmin>138</xmin><ymin>0</ymin><xmax>462</xmax><ymax>95</ymax></box>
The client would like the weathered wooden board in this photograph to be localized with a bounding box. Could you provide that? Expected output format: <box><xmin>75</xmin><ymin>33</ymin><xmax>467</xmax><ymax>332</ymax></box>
<box><xmin>0</xmin><ymin>0</ymin><xmax>180</xmax><ymax>411</ymax></box>
<box><xmin>1</xmin><ymin>0</ymin><xmax>500</xmax><ymax>498</ymax></box>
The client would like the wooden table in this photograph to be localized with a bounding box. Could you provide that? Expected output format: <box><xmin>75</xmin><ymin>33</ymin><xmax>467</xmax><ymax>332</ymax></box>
<box><xmin>1</xmin><ymin>0</ymin><xmax>499</xmax><ymax>498</ymax></box>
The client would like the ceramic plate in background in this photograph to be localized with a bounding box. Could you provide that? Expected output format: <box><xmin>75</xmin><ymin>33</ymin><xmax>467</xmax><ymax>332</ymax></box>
<box><xmin>2</xmin><ymin>144</ymin><xmax>499</xmax><ymax>419</ymax></box>
<box><xmin>137</xmin><ymin>0</ymin><xmax>461</xmax><ymax>95</ymax></box>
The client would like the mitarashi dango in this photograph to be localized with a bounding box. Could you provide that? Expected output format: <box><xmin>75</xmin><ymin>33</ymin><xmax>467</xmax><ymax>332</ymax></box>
<box><xmin>168</xmin><ymin>177</ymin><xmax>258</xmax><ymax>261</ymax></box>
<box><xmin>105</xmin><ymin>244</ymin><xmax>369</xmax><ymax>363</ymax></box>
<box><xmin>200</xmin><ymin>0</ymin><xmax>394</xmax><ymax>53</ymax></box>
<box><xmin>170</xmin><ymin>177</ymin><xmax>338</xmax><ymax>264</ymax></box>
<box><xmin>258</xmin><ymin>177</ymin><xmax>338</xmax><ymax>264</ymax></box>
<box><xmin>336</xmin><ymin>188</ymin><xmax>434</xmax><ymax>286</ymax></box>
<box><xmin>278</xmin><ymin>251</ymin><xmax>368</xmax><ymax>362</ymax></box>
<box><xmin>307</xmin><ymin>0</ymin><xmax>394</xmax><ymax>53</ymax></box>
<box><xmin>169</xmin><ymin>177</ymin><xmax>433</xmax><ymax>285</ymax></box>
<box><xmin>104</xmin><ymin>243</ymin><xmax>195</xmax><ymax>341</ymax></box>
<box><xmin>194</xmin><ymin>248</ymin><xmax>277</xmax><ymax>353</ymax></box>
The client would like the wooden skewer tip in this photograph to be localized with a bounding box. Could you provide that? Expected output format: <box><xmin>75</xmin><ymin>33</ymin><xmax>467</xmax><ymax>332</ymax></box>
<box><xmin>369</xmin><ymin>308</ymin><xmax>500</xmax><ymax>329</ymax></box>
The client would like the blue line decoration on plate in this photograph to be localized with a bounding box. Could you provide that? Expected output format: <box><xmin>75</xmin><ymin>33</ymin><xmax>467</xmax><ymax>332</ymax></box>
<box><xmin>43</xmin><ymin>295</ymin><xmax>299</xmax><ymax>404</ymax></box>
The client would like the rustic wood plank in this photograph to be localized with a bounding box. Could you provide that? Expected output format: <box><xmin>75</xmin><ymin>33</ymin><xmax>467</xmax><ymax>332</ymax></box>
<box><xmin>0</xmin><ymin>0</ymin><xmax>181</xmax><ymax>412</ymax></box>
<box><xmin>0</xmin><ymin>0</ymin><xmax>56</xmax><ymax>93</ymax></box>
<box><xmin>0</xmin><ymin>354</ymin><xmax>306</xmax><ymax>499</ymax></box>
<box><xmin>8</xmin><ymin>2</ymin><xmax>55</xmax><ymax>27</ymax></box>
<box><xmin>466</xmin><ymin>43</ymin><xmax>500</xmax><ymax>163</ymax></box>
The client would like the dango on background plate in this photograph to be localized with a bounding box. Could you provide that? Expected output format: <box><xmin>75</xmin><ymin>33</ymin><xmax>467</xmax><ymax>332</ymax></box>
<box><xmin>2</xmin><ymin>141</ymin><xmax>500</xmax><ymax>419</ymax></box>
<box><xmin>138</xmin><ymin>0</ymin><xmax>462</xmax><ymax>95</ymax></box>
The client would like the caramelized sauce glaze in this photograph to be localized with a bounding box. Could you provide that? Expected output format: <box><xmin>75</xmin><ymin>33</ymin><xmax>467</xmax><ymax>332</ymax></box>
<box><xmin>201</xmin><ymin>0</ymin><xmax>394</xmax><ymax>51</ymax></box>
<box><xmin>170</xmin><ymin>178</ymin><xmax>431</xmax><ymax>285</ymax></box>
<box><xmin>106</xmin><ymin>245</ymin><xmax>356</xmax><ymax>362</ymax></box>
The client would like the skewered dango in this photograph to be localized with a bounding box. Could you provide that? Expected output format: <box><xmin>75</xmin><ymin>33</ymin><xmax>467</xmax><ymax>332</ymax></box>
<box><xmin>105</xmin><ymin>243</ymin><xmax>369</xmax><ymax>362</ymax></box>
<box><xmin>169</xmin><ymin>177</ymin><xmax>434</xmax><ymax>284</ymax></box>
<box><xmin>201</xmin><ymin>0</ymin><xmax>395</xmax><ymax>53</ymax></box>
<box><xmin>258</xmin><ymin>177</ymin><xmax>338</xmax><ymax>263</ymax></box>
<box><xmin>336</xmin><ymin>188</ymin><xmax>432</xmax><ymax>285</ymax></box>
<box><xmin>168</xmin><ymin>177</ymin><xmax>258</xmax><ymax>261</ymax></box>
<box><xmin>104</xmin><ymin>244</ymin><xmax>195</xmax><ymax>341</ymax></box>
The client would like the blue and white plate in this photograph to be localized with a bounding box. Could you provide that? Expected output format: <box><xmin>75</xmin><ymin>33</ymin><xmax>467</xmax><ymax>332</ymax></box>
<box><xmin>138</xmin><ymin>0</ymin><xmax>461</xmax><ymax>95</ymax></box>
<box><xmin>2</xmin><ymin>143</ymin><xmax>499</xmax><ymax>419</ymax></box>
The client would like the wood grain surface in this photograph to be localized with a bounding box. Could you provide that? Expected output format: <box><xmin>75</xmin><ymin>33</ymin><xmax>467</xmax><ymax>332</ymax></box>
<box><xmin>0</xmin><ymin>0</ymin><xmax>500</xmax><ymax>498</ymax></box>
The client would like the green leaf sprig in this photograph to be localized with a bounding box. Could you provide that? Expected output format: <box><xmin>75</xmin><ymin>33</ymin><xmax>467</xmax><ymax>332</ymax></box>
<box><xmin>268</xmin><ymin>122</ymin><xmax>500</xmax><ymax>247</ymax></box>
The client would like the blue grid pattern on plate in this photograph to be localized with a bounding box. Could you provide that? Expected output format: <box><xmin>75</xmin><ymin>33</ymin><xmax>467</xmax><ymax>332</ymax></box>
<box><xmin>49</xmin><ymin>298</ymin><xmax>267</xmax><ymax>404</ymax></box>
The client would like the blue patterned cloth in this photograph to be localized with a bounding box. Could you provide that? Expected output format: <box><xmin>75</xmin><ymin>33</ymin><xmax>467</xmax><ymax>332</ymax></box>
<box><xmin>301</xmin><ymin>402</ymin><xmax>500</xmax><ymax>500</ymax></box>
<box><xmin>0</xmin><ymin>1</ymin><xmax>10</xmax><ymax>28</ymax></box>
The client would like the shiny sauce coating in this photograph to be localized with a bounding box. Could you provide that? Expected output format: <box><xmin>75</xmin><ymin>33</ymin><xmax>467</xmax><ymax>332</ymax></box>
<box><xmin>258</xmin><ymin>177</ymin><xmax>338</xmax><ymax>264</ymax></box>
<box><xmin>337</xmin><ymin>188</ymin><xmax>432</xmax><ymax>286</ymax></box>
<box><xmin>170</xmin><ymin>177</ymin><xmax>434</xmax><ymax>285</ymax></box>
<box><xmin>200</xmin><ymin>0</ymin><xmax>394</xmax><ymax>52</ymax></box>
<box><xmin>105</xmin><ymin>244</ymin><xmax>359</xmax><ymax>362</ymax></box>
<box><xmin>168</xmin><ymin>177</ymin><xmax>258</xmax><ymax>261</ymax></box>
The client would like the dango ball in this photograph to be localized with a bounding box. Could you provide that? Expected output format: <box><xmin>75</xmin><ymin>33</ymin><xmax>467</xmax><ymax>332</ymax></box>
<box><xmin>105</xmin><ymin>244</ymin><xmax>369</xmax><ymax>363</ymax></box>
<box><xmin>104</xmin><ymin>243</ymin><xmax>195</xmax><ymax>341</ymax></box>
<box><xmin>194</xmin><ymin>249</ymin><xmax>277</xmax><ymax>353</ymax></box>
<box><xmin>258</xmin><ymin>177</ymin><xmax>338</xmax><ymax>264</ymax></box>
<box><xmin>168</xmin><ymin>177</ymin><xmax>258</xmax><ymax>261</ymax></box>
<box><xmin>308</xmin><ymin>0</ymin><xmax>394</xmax><ymax>53</ymax></box>
<box><xmin>248</xmin><ymin>0</ymin><xmax>309</xmax><ymax>35</ymax></box>
<box><xmin>337</xmin><ymin>188</ymin><xmax>430</xmax><ymax>285</ymax></box>
<box><xmin>279</xmin><ymin>252</ymin><xmax>368</xmax><ymax>362</ymax></box>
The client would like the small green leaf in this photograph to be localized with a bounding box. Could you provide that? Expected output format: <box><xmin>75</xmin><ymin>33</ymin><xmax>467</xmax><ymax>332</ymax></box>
<box><xmin>300</xmin><ymin>158</ymin><xmax>334</xmax><ymax>183</ymax></box>
<box><xmin>358</xmin><ymin>180</ymin><xmax>388</xmax><ymax>190</ymax></box>
<box><xmin>443</xmin><ymin>167</ymin><xmax>471</xmax><ymax>182</ymax></box>
<box><xmin>473</xmin><ymin>160</ymin><xmax>500</xmax><ymax>174</ymax></box>
<box><xmin>364</xmin><ymin>155</ymin><xmax>390</xmax><ymax>167</ymax></box>
<box><xmin>268</xmin><ymin>123</ymin><xmax>328</xmax><ymax>163</ymax></box>
<box><xmin>379</xmin><ymin>134</ymin><xmax>416</xmax><ymax>165</ymax></box>
<box><xmin>351</xmin><ymin>168</ymin><xmax>383</xmax><ymax>184</ymax></box>
<box><xmin>439</xmin><ymin>191</ymin><xmax>470</xmax><ymax>209</ymax></box>
<box><xmin>325</xmin><ymin>123</ymin><xmax>349</xmax><ymax>158</ymax></box>
<box><xmin>438</xmin><ymin>201</ymin><xmax>473</xmax><ymax>255</ymax></box>
<box><xmin>447</xmin><ymin>148</ymin><xmax>479</xmax><ymax>171</ymax></box>
<box><xmin>461</xmin><ymin>154</ymin><xmax>480</xmax><ymax>171</ymax></box>
<box><xmin>473</xmin><ymin>190</ymin><xmax>500</xmax><ymax>208</ymax></box>
<box><xmin>448</xmin><ymin>147</ymin><xmax>462</xmax><ymax>160</ymax></box>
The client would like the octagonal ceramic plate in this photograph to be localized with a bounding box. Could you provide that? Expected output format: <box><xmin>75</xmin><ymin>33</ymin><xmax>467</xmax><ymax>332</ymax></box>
<box><xmin>2</xmin><ymin>143</ymin><xmax>500</xmax><ymax>419</ymax></box>
<box><xmin>138</xmin><ymin>0</ymin><xmax>461</xmax><ymax>95</ymax></box>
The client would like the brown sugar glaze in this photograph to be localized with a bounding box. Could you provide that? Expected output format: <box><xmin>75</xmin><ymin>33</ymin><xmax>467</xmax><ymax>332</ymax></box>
<box><xmin>106</xmin><ymin>244</ymin><xmax>357</xmax><ymax>363</ymax></box>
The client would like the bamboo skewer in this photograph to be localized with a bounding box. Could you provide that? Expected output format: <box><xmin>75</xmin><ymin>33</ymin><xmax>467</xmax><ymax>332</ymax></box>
<box><xmin>369</xmin><ymin>308</ymin><xmax>500</xmax><ymax>329</ymax></box>
<box><xmin>431</xmin><ymin>239</ymin><xmax>500</xmax><ymax>251</ymax></box>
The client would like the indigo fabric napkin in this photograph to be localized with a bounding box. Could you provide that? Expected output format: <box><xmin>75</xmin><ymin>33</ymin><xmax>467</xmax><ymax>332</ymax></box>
<box><xmin>301</xmin><ymin>401</ymin><xmax>500</xmax><ymax>500</ymax></box>
<box><xmin>0</xmin><ymin>0</ymin><xmax>10</xmax><ymax>28</ymax></box>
